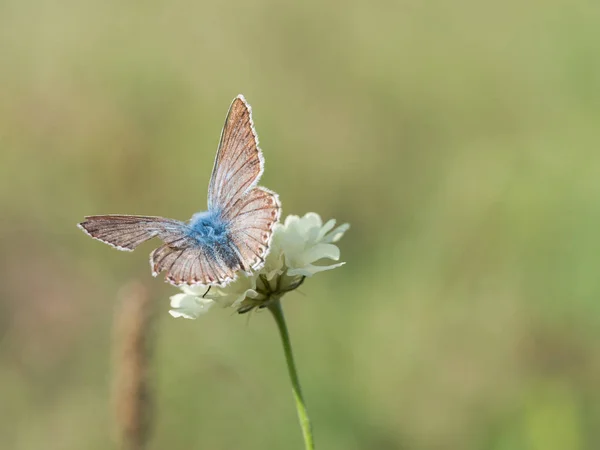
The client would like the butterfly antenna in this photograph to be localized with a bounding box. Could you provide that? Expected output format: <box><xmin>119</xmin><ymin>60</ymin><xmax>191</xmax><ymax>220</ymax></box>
<box><xmin>202</xmin><ymin>286</ymin><xmax>212</xmax><ymax>298</ymax></box>
<box><xmin>245</xmin><ymin>309</ymin><xmax>254</xmax><ymax>327</ymax></box>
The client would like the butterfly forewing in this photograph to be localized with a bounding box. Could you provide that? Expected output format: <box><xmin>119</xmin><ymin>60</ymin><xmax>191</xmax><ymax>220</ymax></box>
<box><xmin>78</xmin><ymin>215</ymin><xmax>188</xmax><ymax>251</ymax></box>
<box><xmin>208</xmin><ymin>95</ymin><xmax>264</xmax><ymax>213</ymax></box>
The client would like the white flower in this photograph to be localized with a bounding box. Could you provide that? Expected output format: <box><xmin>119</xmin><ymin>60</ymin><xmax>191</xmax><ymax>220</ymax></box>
<box><xmin>169</xmin><ymin>273</ymin><xmax>261</xmax><ymax>319</ymax></box>
<box><xmin>278</xmin><ymin>213</ymin><xmax>349</xmax><ymax>277</ymax></box>
<box><xmin>169</xmin><ymin>289</ymin><xmax>214</xmax><ymax>319</ymax></box>
<box><xmin>169</xmin><ymin>212</ymin><xmax>349</xmax><ymax>318</ymax></box>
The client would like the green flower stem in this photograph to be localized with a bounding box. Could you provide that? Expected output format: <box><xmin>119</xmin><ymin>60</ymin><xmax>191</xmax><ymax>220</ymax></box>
<box><xmin>268</xmin><ymin>299</ymin><xmax>315</xmax><ymax>450</ymax></box>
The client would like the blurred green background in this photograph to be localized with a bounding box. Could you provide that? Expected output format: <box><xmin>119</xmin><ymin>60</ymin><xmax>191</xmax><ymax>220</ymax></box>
<box><xmin>1</xmin><ymin>0</ymin><xmax>600</xmax><ymax>449</ymax></box>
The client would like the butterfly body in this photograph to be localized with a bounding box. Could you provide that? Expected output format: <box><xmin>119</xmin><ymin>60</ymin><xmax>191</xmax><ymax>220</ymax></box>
<box><xmin>188</xmin><ymin>210</ymin><xmax>228</xmax><ymax>243</ymax></box>
<box><xmin>78</xmin><ymin>95</ymin><xmax>281</xmax><ymax>287</ymax></box>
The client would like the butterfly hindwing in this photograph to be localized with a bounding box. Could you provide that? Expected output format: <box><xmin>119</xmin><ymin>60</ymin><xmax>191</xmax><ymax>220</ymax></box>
<box><xmin>227</xmin><ymin>186</ymin><xmax>281</xmax><ymax>271</ymax></box>
<box><xmin>150</xmin><ymin>243</ymin><xmax>240</xmax><ymax>286</ymax></box>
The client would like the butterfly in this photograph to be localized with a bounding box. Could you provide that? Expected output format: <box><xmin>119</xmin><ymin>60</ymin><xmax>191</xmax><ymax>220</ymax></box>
<box><xmin>78</xmin><ymin>95</ymin><xmax>281</xmax><ymax>287</ymax></box>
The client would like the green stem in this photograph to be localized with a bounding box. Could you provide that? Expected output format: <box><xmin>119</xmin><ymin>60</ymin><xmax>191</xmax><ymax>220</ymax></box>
<box><xmin>268</xmin><ymin>299</ymin><xmax>315</xmax><ymax>450</ymax></box>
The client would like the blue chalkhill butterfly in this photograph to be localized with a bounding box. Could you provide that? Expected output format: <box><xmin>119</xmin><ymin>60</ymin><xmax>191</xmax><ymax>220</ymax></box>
<box><xmin>78</xmin><ymin>95</ymin><xmax>281</xmax><ymax>286</ymax></box>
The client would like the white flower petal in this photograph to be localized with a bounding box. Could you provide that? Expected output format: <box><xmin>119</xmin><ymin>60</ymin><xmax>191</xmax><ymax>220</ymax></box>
<box><xmin>299</xmin><ymin>243</ymin><xmax>341</xmax><ymax>266</ymax></box>
<box><xmin>210</xmin><ymin>272</ymin><xmax>260</xmax><ymax>308</ymax></box>
<box><xmin>323</xmin><ymin>223</ymin><xmax>350</xmax><ymax>243</ymax></box>
<box><xmin>169</xmin><ymin>293</ymin><xmax>215</xmax><ymax>319</ymax></box>
<box><xmin>317</xmin><ymin>219</ymin><xmax>336</xmax><ymax>242</ymax></box>
<box><xmin>302</xmin><ymin>212</ymin><xmax>323</xmax><ymax>229</ymax></box>
<box><xmin>288</xmin><ymin>262</ymin><xmax>346</xmax><ymax>277</ymax></box>
<box><xmin>263</xmin><ymin>266</ymin><xmax>284</xmax><ymax>281</ymax></box>
<box><xmin>303</xmin><ymin>213</ymin><xmax>323</xmax><ymax>243</ymax></box>
<box><xmin>180</xmin><ymin>285</ymin><xmax>205</xmax><ymax>296</ymax></box>
<box><xmin>227</xmin><ymin>288</ymin><xmax>260</xmax><ymax>308</ymax></box>
<box><xmin>262</xmin><ymin>232</ymin><xmax>285</xmax><ymax>279</ymax></box>
<box><xmin>283</xmin><ymin>214</ymin><xmax>300</xmax><ymax>227</ymax></box>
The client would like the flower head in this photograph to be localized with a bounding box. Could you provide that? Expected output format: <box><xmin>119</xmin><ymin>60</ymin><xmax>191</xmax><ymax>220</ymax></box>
<box><xmin>169</xmin><ymin>213</ymin><xmax>349</xmax><ymax>319</ymax></box>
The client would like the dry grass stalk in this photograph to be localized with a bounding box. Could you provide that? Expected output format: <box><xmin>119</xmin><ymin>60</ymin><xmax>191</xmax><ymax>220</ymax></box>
<box><xmin>113</xmin><ymin>281</ymin><xmax>156</xmax><ymax>450</ymax></box>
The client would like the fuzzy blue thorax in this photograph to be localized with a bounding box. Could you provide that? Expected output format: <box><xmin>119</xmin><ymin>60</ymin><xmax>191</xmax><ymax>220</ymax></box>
<box><xmin>187</xmin><ymin>210</ymin><xmax>241</xmax><ymax>273</ymax></box>
<box><xmin>187</xmin><ymin>210</ymin><xmax>229</xmax><ymax>245</ymax></box>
